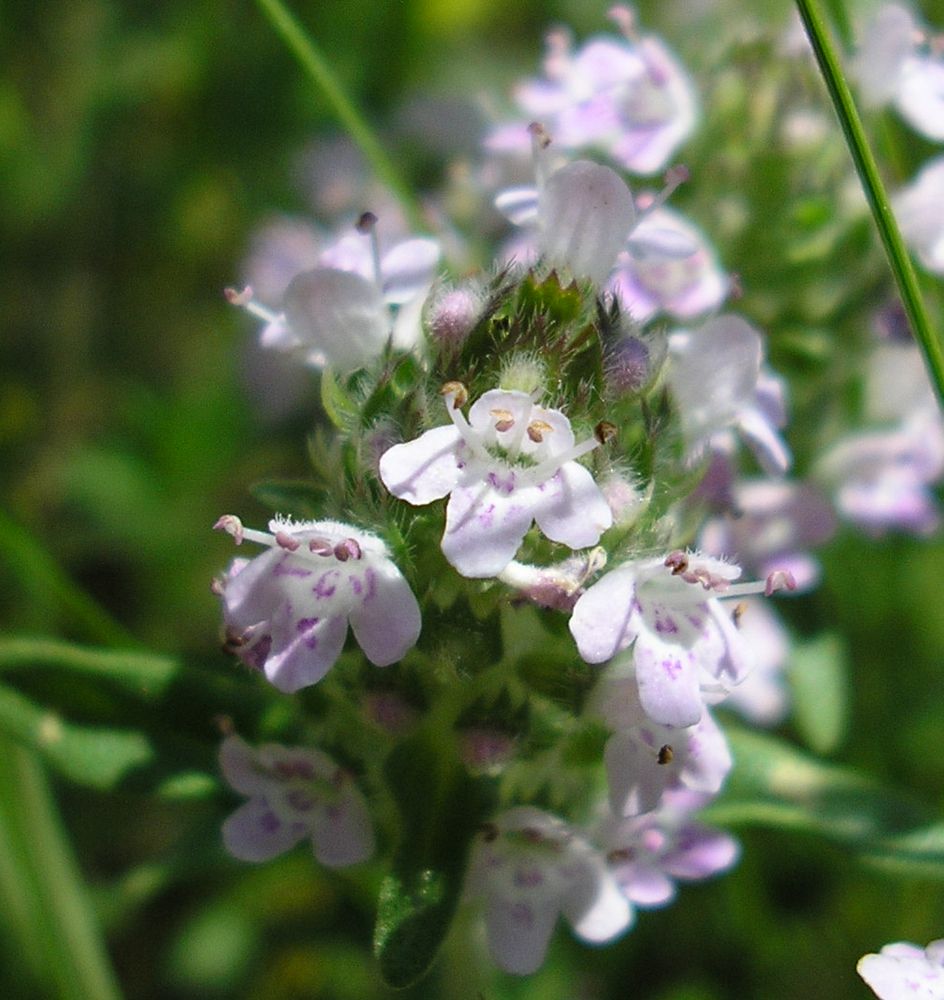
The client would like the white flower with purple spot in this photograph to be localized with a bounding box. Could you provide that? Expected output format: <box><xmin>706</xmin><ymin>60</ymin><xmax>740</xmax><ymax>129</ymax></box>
<box><xmin>214</xmin><ymin>515</ymin><xmax>421</xmax><ymax>693</ymax></box>
<box><xmin>227</xmin><ymin>213</ymin><xmax>440</xmax><ymax>372</ymax></box>
<box><xmin>464</xmin><ymin>806</ymin><xmax>632</xmax><ymax>975</ymax></box>
<box><xmin>486</xmin><ymin>7</ymin><xmax>698</xmax><ymax>175</ymax></box>
<box><xmin>591</xmin><ymin>662</ymin><xmax>732</xmax><ymax>816</ymax></box>
<box><xmin>379</xmin><ymin>385</ymin><xmax>613</xmax><ymax>578</ymax></box>
<box><xmin>596</xmin><ymin>789</ymin><xmax>740</xmax><ymax>909</ymax></box>
<box><xmin>569</xmin><ymin>550</ymin><xmax>793</xmax><ymax>728</ymax></box>
<box><xmin>667</xmin><ymin>314</ymin><xmax>792</xmax><ymax>477</ymax></box>
<box><xmin>858</xmin><ymin>938</ymin><xmax>944</xmax><ymax>999</ymax></box>
<box><xmin>608</xmin><ymin>203</ymin><xmax>728</xmax><ymax>322</ymax></box>
<box><xmin>219</xmin><ymin>734</ymin><xmax>374</xmax><ymax>867</ymax></box>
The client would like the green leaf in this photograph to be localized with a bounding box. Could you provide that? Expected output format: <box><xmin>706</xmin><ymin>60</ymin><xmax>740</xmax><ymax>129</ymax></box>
<box><xmin>0</xmin><ymin>679</ymin><xmax>215</xmax><ymax>798</ymax></box>
<box><xmin>374</xmin><ymin>726</ymin><xmax>494</xmax><ymax>988</ymax></box>
<box><xmin>0</xmin><ymin>739</ymin><xmax>124</xmax><ymax>1000</ymax></box>
<box><xmin>705</xmin><ymin>728</ymin><xmax>928</xmax><ymax>846</ymax></box>
<box><xmin>788</xmin><ymin>633</ymin><xmax>849</xmax><ymax>754</ymax></box>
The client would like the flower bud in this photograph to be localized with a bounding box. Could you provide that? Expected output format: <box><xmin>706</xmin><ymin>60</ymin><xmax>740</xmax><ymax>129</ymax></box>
<box><xmin>605</xmin><ymin>335</ymin><xmax>650</xmax><ymax>395</ymax></box>
<box><xmin>426</xmin><ymin>284</ymin><xmax>481</xmax><ymax>347</ymax></box>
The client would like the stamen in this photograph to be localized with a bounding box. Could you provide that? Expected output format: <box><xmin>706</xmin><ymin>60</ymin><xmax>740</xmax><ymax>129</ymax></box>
<box><xmin>527</xmin><ymin>419</ymin><xmax>553</xmax><ymax>443</ymax></box>
<box><xmin>528</xmin><ymin>121</ymin><xmax>552</xmax><ymax>191</ymax></box>
<box><xmin>764</xmin><ymin>569</ymin><xmax>797</xmax><ymax>596</ymax></box>
<box><xmin>356</xmin><ymin>211</ymin><xmax>384</xmax><ymax>292</ymax></box>
<box><xmin>637</xmin><ymin>164</ymin><xmax>690</xmax><ymax>222</ymax></box>
<box><xmin>275</xmin><ymin>531</ymin><xmax>301</xmax><ymax>551</ymax></box>
<box><xmin>223</xmin><ymin>286</ymin><xmax>282</xmax><ymax>325</ymax></box>
<box><xmin>731</xmin><ymin>601</ymin><xmax>747</xmax><ymax>628</ymax></box>
<box><xmin>334</xmin><ymin>538</ymin><xmax>362</xmax><ymax>561</ymax></box>
<box><xmin>657</xmin><ymin>744</ymin><xmax>674</xmax><ymax>765</ymax></box>
<box><xmin>214</xmin><ymin>515</ymin><xmax>245</xmax><ymax>545</ymax></box>
<box><xmin>519</xmin><ymin>434</ymin><xmax>602</xmax><ymax>488</ymax></box>
<box><xmin>440</xmin><ymin>384</ymin><xmax>491</xmax><ymax>463</ymax></box>
<box><xmin>490</xmin><ymin>408</ymin><xmax>516</xmax><ymax>433</ymax></box>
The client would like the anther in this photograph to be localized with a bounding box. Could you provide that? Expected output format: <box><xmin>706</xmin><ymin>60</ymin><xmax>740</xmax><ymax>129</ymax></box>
<box><xmin>333</xmin><ymin>538</ymin><xmax>362</xmax><ymax>562</ymax></box>
<box><xmin>527</xmin><ymin>419</ymin><xmax>553</xmax><ymax>443</ymax></box>
<box><xmin>224</xmin><ymin>285</ymin><xmax>253</xmax><ymax>306</ymax></box>
<box><xmin>765</xmin><ymin>569</ymin><xmax>797</xmax><ymax>596</ymax></box>
<box><xmin>490</xmin><ymin>408</ymin><xmax>516</xmax><ymax>433</ymax></box>
<box><xmin>355</xmin><ymin>211</ymin><xmax>378</xmax><ymax>234</ymax></box>
<box><xmin>657</xmin><ymin>744</ymin><xmax>674</xmax><ymax>765</ymax></box>
<box><xmin>731</xmin><ymin>601</ymin><xmax>747</xmax><ymax>628</ymax></box>
<box><xmin>527</xmin><ymin>121</ymin><xmax>552</xmax><ymax>149</ymax></box>
<box><xmin>440</xmin><ymin>380</ymin><xmax>469</xmax><ymax>408</ymax></box>
<box><xmin>275</xmin><ymin>531</ymin><xmax>301</xmax><ymax>552</ymax></box>
<box><xmin>214</xmin><ymin>515</ymin><xmax>244</xmax><ymax>545</ymax></box>
<box><xmin>665</xmin><ymin>550</ymin><xmax>688</xmax><ymax>575</ymax></box>
<box><xmin>308</xmin><ymin>537</ymin><xmax>334</xmax><ymax>556</ymax></box>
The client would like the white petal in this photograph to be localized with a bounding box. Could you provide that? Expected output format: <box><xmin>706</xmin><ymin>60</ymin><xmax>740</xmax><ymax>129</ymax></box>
<box><xmin>533</xmin><ymin>462</ymin><xmax>613</xmax><ymax>548</ymax></box>
<box><xmin>569</xmin><ymin>568</ymin><xmax>639</xmax><ymax>663</ymax></box>
<box><xmin>380</xmin><ymin>238</ymin><xmax>441</xmax><ymax>304</ymax></box>
<box><xmin>348</xmin><ymin>561</ymin><xmax>422</xmax><ymax>666</ymax></box>
<box><xmin>495</xmin><ymin>185</ymin><xmax>540</xmax><ymax>226</ymax></box>
<box><xmin>263</xmin><ymin>612</ymin><xmax>349</xmax><ymax>693</ymax></box>
<box><xmin>484</xmin><ymin>895</ymin><xmax>559</xmax><ymax>975</ymax></box>
<box><xmin>441</xmin><ymin>481</ymin><xmax>535</xmax><ymax>578</ymax></box>
<box><xmin>634</xmin><ymin>633</ymin><xmax>703</xmax><ymax>728</ymax></box>
<box><xmin>222</xmin><ymin>798</ymin><xmax>307</xmax><ymax>862</ymax></box>
<box><xmin>311</xmin><ymin>789</ymin><xmax>376</xmax><ymax>867</ymax></box>
<box><xmin>219</xmin><ymin>735</ymin><xmax>269</xmax><ymax>796</ymax></box>
<box><xmin>737</xmin><ymin>406</ymin><xmax>792</xmax><ymax>476</ymax></box>
<box><xmin>283</xmin><ymin>267</ymin><xmax>388</xmax><ymax>372</ymax></box>
<box><xmin>562</xmin><ymin>862</ymin><xmax>633</xmax><ymax>944</ymax></box>
<box><xmin>539</xmin><ymin>161</ymin><xmax>635</xmax><ymax>286</ymax></box>
<box><xmin>604</xmin><ymin>731</ymin><xmax>673</xmax><ymax>817</ymax></box>
<box><xmin>896</xmin><ymin>57</ymin><xmax>944</xmax><ymax>142</ymax></box>
<box><xmin>378</xmin><ymin>425</ymin><xmax>464</xmax><ymax>505</ymax></box>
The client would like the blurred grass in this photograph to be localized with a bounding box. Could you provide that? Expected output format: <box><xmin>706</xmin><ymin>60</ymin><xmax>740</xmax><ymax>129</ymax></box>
<box><xmin>2</xmin><ymin>0</ymin><xmax>944</xmax><ymax>997</ymax></box>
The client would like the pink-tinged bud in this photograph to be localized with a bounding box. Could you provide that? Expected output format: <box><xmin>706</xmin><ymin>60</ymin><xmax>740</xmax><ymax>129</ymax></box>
<box><xmin>765</xmin><ymin>569</ymin><xmax>797</xmax><ymax>596</ymax></box>
<box><xmin>458</xmin><ymin>727</ymin><xmax>516</xmax><ymax>773</ymax></box>
<box><xmin>214</xmin><ymin>515</ymin><xmax>244</xmax><ymax>544</ymax></box>
<box><xmin>605</xmin><ymin>335</ymin><xmax>650</xmax><ymax>395</ymax></box>
<box><xmin>427</xmin><ymin>286</ymin><xmax>481</xmax><ymax>347</ymax></box>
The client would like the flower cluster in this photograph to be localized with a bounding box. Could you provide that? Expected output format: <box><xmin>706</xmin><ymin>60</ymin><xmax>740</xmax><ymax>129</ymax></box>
<box><xmin>210</xmin><ymin>2</ymin><xmax>943</xmax><ymax>985</ymax></box>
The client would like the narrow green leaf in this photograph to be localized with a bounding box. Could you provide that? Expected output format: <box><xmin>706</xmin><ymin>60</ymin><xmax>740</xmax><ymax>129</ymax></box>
<box><xmin>705</xmin><ymin>728</ymin><xmax>928</xmax><ymax>844</ymax></box>
<box><xmin>0</xmin><ymin>680</ymin><xmax>215</xmax><ymax>798</ymax></box>
<box><xmin>253</xmin><ymin>0</ymin><xmax>423</xmax><ymax>229</ymax></box>
<box><xmin>0</xmin><ymin>509</ymin><xmax>138</xmax><ymax>649</ymax></box>
<box><xmin>320</xmin><ymin>366</ymin><xmax>361</xmax><ymax>432</ymax></box>
<box><xmin>0</xmin><ymin>738</ymin><xmax>123</xmax><ymax>1000</ymax></box>
<box><xmin>795</xmin><ymin>0</ymin><xmax>944</xmax><ymax>409</ymax></box>
<box><xmin>788</xmin><ymin>633</ymin><xmax>849</xmax><ymax>755</ymax></box>
<box><xmin>374</xmin><ymin>726</ymin><xmax>494</xmax><ymax>988</ymax></box>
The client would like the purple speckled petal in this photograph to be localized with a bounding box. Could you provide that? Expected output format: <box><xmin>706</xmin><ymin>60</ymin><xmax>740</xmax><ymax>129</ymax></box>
<box><xmin>441</xmin><ymin>481</ymin><xmax>534</xmax><ymax>578</ymax></box>
<box><xmin>483</xmin><ymin>895</ymin><xmax>560</xmax><ymax>975</ymax></box>
<box><xmin>634</xmin><ymin>632</ymin><xmax>703</xmax><ymax>728</ymax></box>
<box><xmin>222</xmin><ymin>797</ymin><xmax>307</xmax><ymax>862</ymax></box>
<box><xmin>661</xmin><ymin>823</ymin><xmax>740</xmax><ymax>881</ymax></box>
<box><xmin>221</xmin><ymin>549</ymin><xmax>287</xmax><ymax>632</ymax></box>
<box><xmin>263</xmin><ymin>611</ymin><xmax>349</xmax><ymax>693</ymax></box>
<box><xmin>533</xmin><ymin>462</ymin><xmax>613</xmax><ymax>549</ymax></box>
<box><xmin>218</xmin><ymin>735</ymin><xmax>271</xmax><ymax>796</ymax></box>
<box><xmin>348</xmin><ymin>561</ymin><xmax>422</xmax><ymax>666</ymax></box>
<box><xmin>378</xmin><ymin>425</ymin><xmax>464</xmax><ymax>505</ymax></box>
<box><xmin>569</xmin><ymin>568</ymin><xmax>640</xmax><ymax>664</ymax></box>
<box><xmin>310</xmin><ymin>789</ymin><xmax>376</xmax><ymax>867</ymax></box>
<box><xmin>619</xmin><ymin>860</ymin><xmax>677</xmax><ymax>908</ymax></box>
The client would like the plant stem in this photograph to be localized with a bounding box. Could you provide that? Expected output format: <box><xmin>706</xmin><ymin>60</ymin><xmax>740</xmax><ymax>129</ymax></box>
<box><xmin>795</xmin><ymin>0</ymin><xmax>944</xmax><ymax>410</ymax></box>
<box><xmin>254</xmin><ymin>0</ymin><xmax>424</xmax><ymax>230</ymax></box>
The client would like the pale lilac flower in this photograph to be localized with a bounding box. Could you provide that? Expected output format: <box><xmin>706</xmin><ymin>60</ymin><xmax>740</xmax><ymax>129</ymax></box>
<box><xmin>464</xmin><ymin>806</ymin><xmax>632</xmax><ymax>974</ymax></box>
<box><xmin>815</xmin><ymin>415</ymin><xmax>944</xmax><ymax>535</ymax></box>
<box><xmin>487</xmin><ymin>8</ymin><xmax>698</xmax><ymax>175</ymax></box>
<box><xmin>893</xmin><ymin>156</ymin><xmax>944</xmax><ymax>276</ymax></box>
<box><xmin>213</xmin><ymin>515</ymin><xmax>421</xmax><ymax>693</ymax></box>
<box><xmin>853</xmin><ymin>5</ymin><xmax>944</xmax><ymax>142</ymax></box>
<box><xmin>229</xmin><ymin>216</ymin><xmax>441</xmax><ymax>372</ymax></box>
<box><xmin>570</xmin><ymin>551</ymin><xmax>788</xmax><ymax>728</ymax></box>
<box><xmin>379</xmin><ymin>385</ymin><xmax>613</xmax><ymax>578</ymax></box>
<box><xmin>609</xmin><ymin>204</ymin><xmax>728</xmax><ymax>322</ymax></box>
<box><xmin>722</xmin><ymin>598</ymin><xmax>791</xmax><ymax>727</ymax></box>
<box><xmin>590</xmin><ymin>661</ymin><xmax>732</xmax><ymax>816</ymax></box>
<box><xmin>219</xmin><ymin>734</ymin><xmax>374</xmax><ymax>866</ymax></box>
<box><xmin>667</xmin><ymin>315</ymin><xmax>792</xmax><ymax>476</ymax></box>
<box><xmin>698</xmin><ymin>475</ymin><xmax>837</xmax><ymax>592</ymax></box>
<box><xmin>858</xmin><ymin>938</ymin><xmax>944</xmax><ymax>999</ymax></box>
<box><xmin>495</xmin><ymin>143</ymin><xmax>636</xmax><ymax>286</ymax></box>
<box><xmin>597</xmin><ymin>789</ymin><xmax>739</xmax><ymax>908</ymax></box>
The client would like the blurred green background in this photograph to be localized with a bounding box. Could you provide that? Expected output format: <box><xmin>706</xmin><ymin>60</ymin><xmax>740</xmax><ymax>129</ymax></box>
<box><xmin>2</xmin><ymin>0</ymin><xmax>944</xmax><ymax>996</ymax></box>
